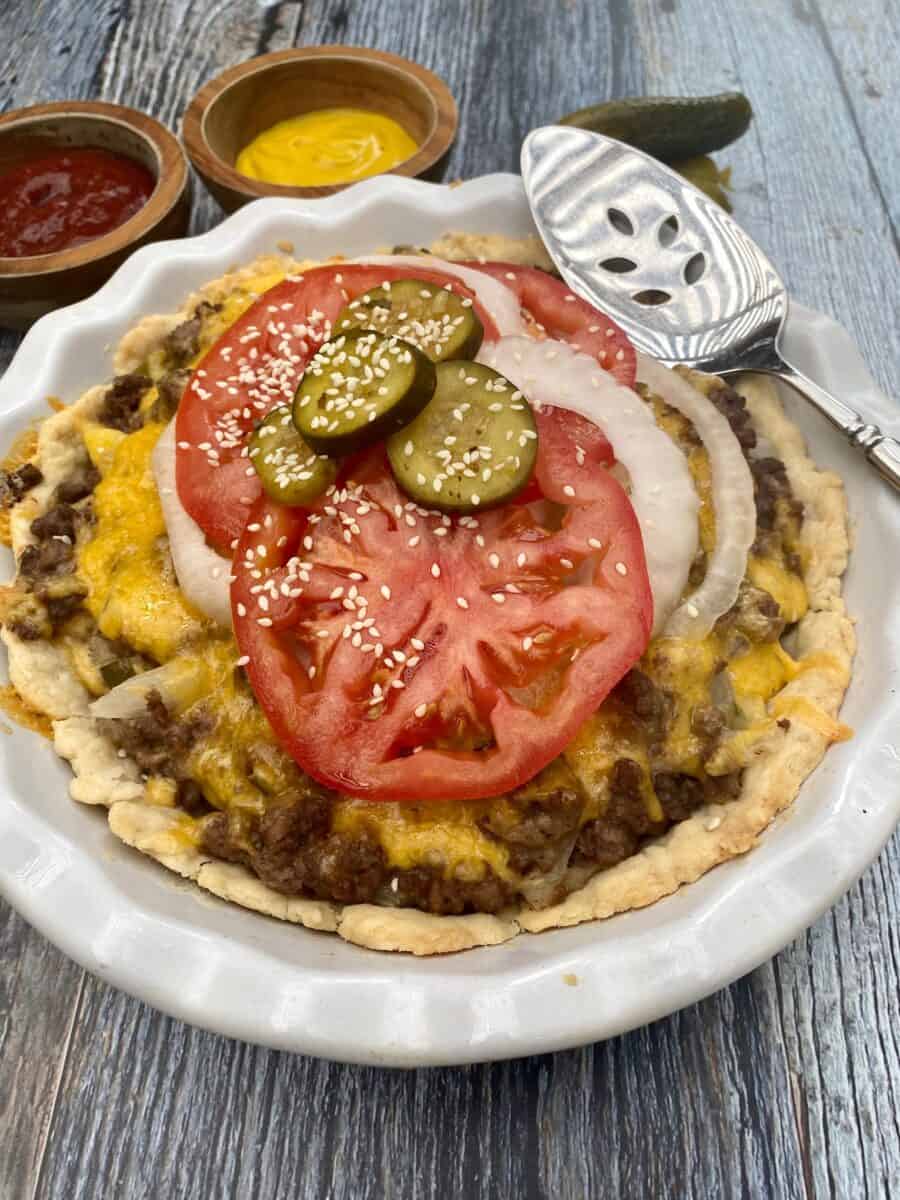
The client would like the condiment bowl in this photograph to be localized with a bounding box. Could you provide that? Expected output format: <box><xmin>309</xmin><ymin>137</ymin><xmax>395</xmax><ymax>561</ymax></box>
<box><xmin>0</xmin><ymin>101</ymin><xmax>191</xmax><ymax>331</ymax></box>
<box><xmin>182</xmin><ymin>46</ymin><xmax>458</xmax><ymax>212</ymax></box>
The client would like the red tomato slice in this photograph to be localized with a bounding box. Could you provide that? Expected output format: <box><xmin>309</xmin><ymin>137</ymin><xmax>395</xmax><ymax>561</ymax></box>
<box><xmin>512</xmin><ymin>407</ymin><xmax>615</xmax><ymax>506</ymax></box>
<box><xmin>232</xmin><ymin>423</ymin><xmax>652</xmax><ymax>803</ymax></box>
<box><xmin>461</xmin><ymin>262</ymin><xmax>636</xmax><ymax>387</ymax></box>
<box><xmin>175</xmin><ymin>264</ymin><xmax>501</xmax><ymax>551</ymax></box>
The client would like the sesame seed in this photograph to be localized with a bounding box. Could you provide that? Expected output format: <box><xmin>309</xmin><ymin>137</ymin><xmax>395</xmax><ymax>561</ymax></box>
<box><xmin>236</xmin><ymin>656</ymin><xmax>250</xmax><ymax>667</ymax></box>
<box><xmin>380</xmin><ymin>584</ymin><xmax>392</xmax><ymax>600</ymax></box>
<box><xmin>491</xmin><ymin>593</ymin><xmax>505</xmax><ymax>604</ymax></box>
<box><xmin>516</xmin><ymin>552</ymin><xmax>526</xmax><ymax>567</ymax></box>
<box><xmin>615</xmin><ymin>561</ymin><xmax>628</xmax><ymax>576</ymax></box>
<box><xmin>431</xmin><ymin>563</ymin><xmax>441</xmax><ymax>578</ymax></box>
<box><xmin>588</xmin><ymin>537</ymin><xmax>603</xmax><ymax>550</ymax></box>
<box><xmin>563</xmin><ymin>485</ymin><xmax>576</xmax><ymax>497</ymax></box>
<box><xmin>414</xmin><ymin>703</ymin><xmax>428</xmax><ymax>718</ymax></box>
<box><xmin>456</xmin><ymin>596</ymin><xmax>469</xmax><ymax>609</ymax></box>
<box><xmin>411</xmin><ymin>637</ymin><xmax>425</xmax><ymax>651</ymax></box>
<box><xmin>489</xmin><ymin>552</ymin><xmax>500</xmax><ymax>569</ymax></box>
<box><xmin>522</xmin><ymin>636</ymin><xmax>533</xmax><ymax>651</ymax></box>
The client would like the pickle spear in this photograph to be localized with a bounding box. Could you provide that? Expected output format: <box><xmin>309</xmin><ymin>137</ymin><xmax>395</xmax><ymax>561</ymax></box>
<box><xmin>558</xmin><ymin>93</ymin><xmax>753</xmax><ymax>162</ymax></box>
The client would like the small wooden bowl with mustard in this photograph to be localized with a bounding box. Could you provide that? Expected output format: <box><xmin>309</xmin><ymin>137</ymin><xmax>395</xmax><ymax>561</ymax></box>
<box><xmin>182</xmin><ymin>46</ymin><xmax>458</xmax><ymax>212</ymax></box>
<box><xmin>0</xmin><ymin>101</ymin><xmax>191</xmax><ymax>330</ymax></box>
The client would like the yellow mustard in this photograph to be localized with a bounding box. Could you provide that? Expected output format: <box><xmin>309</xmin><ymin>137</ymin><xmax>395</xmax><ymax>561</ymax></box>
<box><xmin>235</xmin><ymin>107</ymin><xmax>418</xmax><ymax>187</ymax></box>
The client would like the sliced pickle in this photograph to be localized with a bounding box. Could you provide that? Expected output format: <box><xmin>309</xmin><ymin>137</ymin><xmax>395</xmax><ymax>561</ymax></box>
<box><xmin>387</xmin><ymin>362</ymin><xmax>538</xmax><ymax>513</ymax></box>
<box><xmin>293</xmin><ymin>330</ymin><xmax>436</xmax><ymax>455</ymax></box>
<box><xmin>249</xmin><ymin>406</ymin><xmax>337</xmax><ymax>505</ymax></box>
<box><xmin>334</xmin><ymin>279</ymin><xmax>484</xmax><ymax>363</ymax></box>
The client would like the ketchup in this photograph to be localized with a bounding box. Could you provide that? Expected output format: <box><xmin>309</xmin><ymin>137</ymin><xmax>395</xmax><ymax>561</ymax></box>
<box><xmin>0</xmin><ymin>147</ymin><xmax>155</xmax><ymax>258</ymax></box>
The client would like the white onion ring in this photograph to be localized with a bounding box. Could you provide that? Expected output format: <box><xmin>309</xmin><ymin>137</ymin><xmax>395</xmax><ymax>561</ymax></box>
<box><xmin>150</xmin><ymin>421</ymin><xmax>231</xmax><ymax>627</ymax></box>
<box><xmin>352</xmin><ymin>255</ymin><xmax>527</xmax><ymax>337</ymax></box>
<box><xmin>636</xmin><ymin>354</ymin><xmax>756</xmax><ymax>639</ymax></box>
<box><xmin>480</xmin><ymin>336</ymin><xmax>699</xmax><ymax>634</ymax></box>
<box><xmin>90</xmin><ymin>658</ymin><xmax>210</xmax><ymax>719</ymax></box>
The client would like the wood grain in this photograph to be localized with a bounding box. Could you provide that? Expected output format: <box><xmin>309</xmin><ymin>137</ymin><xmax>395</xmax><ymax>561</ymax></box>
<box><xmin>1</xmin><ymin>0</ymin><xmax>899</xmax><ymax>1197</ymax></box>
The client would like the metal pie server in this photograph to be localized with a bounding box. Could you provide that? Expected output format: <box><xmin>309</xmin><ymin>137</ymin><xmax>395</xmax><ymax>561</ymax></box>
<box><xmin>521</xmin><ymin>124</ymin><xmax>900</xmax><ymax>491</ymax></box>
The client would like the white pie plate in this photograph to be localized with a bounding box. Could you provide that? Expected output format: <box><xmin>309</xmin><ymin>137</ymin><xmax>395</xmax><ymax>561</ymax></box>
<box><xmin>1</xmin><ymin>174</ymin><xmax>898</xmax><ymax>1068</ymax></box>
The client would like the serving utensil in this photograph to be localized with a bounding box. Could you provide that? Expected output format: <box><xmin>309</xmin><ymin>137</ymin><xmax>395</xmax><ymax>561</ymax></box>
<box><xmin>521</xmin><ymin>124</ymin><xmax>900</xmax><ymax>491</ymax></box>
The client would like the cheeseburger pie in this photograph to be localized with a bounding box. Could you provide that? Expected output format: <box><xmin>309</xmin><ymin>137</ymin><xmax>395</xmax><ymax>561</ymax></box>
<box><xmin>0</xmin><ymin>236</ymin><xmax>852</xmax><ymax>955</ymax></box>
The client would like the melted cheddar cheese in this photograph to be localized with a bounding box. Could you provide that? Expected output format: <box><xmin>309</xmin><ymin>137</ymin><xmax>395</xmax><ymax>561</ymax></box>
<box><xmin>747</xmin><ymin>556</ymin><xmax>808</xmax><ymax>624</ymax></box>
<box><xmin>77</xmin><ymin>422</ymin><xmax>206</xmax><ymax>662</ymax></box>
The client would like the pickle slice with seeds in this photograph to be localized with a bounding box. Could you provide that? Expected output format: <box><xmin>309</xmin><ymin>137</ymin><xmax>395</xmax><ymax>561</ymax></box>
<box><xmin>387</xmin><ymin>361</ymin><xmax>538</xmax><ymax>513</ymax></box>
<box><xmin>293</xmin><ymin>330</ymin><xmax>436</xmax><ymax>456</ymax></box>
<box><xmin>334</xmin><ymin>279</ymin><xmax>484</xmax><ymax>363</ymax></box>
<box><xmin>249</xmin><ymin>406</ymin><xmax>337</xmax><ymax>505</ymax></box>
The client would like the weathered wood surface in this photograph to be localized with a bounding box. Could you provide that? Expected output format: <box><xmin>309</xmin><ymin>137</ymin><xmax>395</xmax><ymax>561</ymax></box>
<box><xmin>1</xmin><ymin>1</ymin><xmax>898</xmax><ymax>1196</ymax></box>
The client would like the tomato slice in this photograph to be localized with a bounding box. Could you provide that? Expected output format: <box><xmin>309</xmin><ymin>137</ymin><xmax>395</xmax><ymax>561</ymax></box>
<box><xmin>175</xmin><ymin>264</ymin><xmax>501</xmax><ymax>551</ymax></box>
<box><xmin>232</xmin><ymin>421</ymin><xmax>652</xmax><ymax>803</ymax></box>
<box><xmin>461</xmin><ymin>262</ymin><xmax>636</xmax><ymax>387</ymax></box>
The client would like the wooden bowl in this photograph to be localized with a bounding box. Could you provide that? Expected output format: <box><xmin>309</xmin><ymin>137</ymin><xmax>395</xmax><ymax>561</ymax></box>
<box><xmin>182</xmin><ymin>46</ymin><xmax>458</xmax><ymax>212</ymax></box>
<box><xmin>0</xmin><ymin>101</ymin><xmax>191</xmax><ymax>331</ymax></box>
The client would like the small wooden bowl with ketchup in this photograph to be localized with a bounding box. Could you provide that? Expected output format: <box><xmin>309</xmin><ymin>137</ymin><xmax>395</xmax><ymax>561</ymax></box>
<box><xmin>183</xmin><ymin>46</ymin><xmax>458</xmax><ymax>212</ymax></box>
<box><xmin>0</xmin><ymin>101</ymin><xmax>191</xmax><ymax>330</ymax></box>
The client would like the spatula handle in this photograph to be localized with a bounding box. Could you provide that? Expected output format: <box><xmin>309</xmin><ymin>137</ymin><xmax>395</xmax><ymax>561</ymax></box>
<box><xmin>773</xmin><ymin>361</ymin><xmax>900</xmax><ymax>492</ymax></box>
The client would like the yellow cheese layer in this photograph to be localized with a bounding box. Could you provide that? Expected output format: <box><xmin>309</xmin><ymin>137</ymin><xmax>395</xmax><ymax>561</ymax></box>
<box><xmin>333</xmin><ymin>800</ymin><xmax>512</xmax><ymax>879</ymax></box>
<box><xmin>748</xmin><ymin>555</ymin><xmax>808</xmax><ymax>624</ymax></box>
<box><xmin>728</xmin><ymin>642</ymin><xmax>798</xmax><ymax>704</ymax></box>
<box><xmin>77</xmin><ymin>422</ymin><xmax>205</xmax><ymax>662</ymax></box>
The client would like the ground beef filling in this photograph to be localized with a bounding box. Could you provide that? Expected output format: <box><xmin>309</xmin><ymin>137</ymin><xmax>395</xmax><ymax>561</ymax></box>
<box><xmin>97</xmin><ymin>373</ymin><xmax>152</xmax><ymax>433</ymax></box>
<box><xmin>0</xmin><ymin>461</ymin><xmax>42</xmax><ymax>507</ymax></box>
<box><xmin>163</xmin><ymin>300</ymin><xmax>221</xmax><ymax>367</ymax></box>
<box><xmin>572</xmin><ymin>765</ymin><xmax>742</xmax><ymax>871</ymax></box>
<box><xmin>707</xmin><ymin>381</ymin><xmax>804</xmax><ymax>562</ymax></box>
<box><xmin>6</xmin><ymin>476</ymin><xmax>94</xmax><ymax>640</ymax></box>
<box><xmin>99</xmin><ymin>690</ymin><xmax>209</xmax><ymax>777</ymax></box>
<box><xmin>199</xmin><ymin>795</ymin><xmax>516</xmax><ymax>914</ymax></box>
<box><xmin>201</xmin><ymin>799</ymin><xmax>394</xmax><ymax>907</ymax></box>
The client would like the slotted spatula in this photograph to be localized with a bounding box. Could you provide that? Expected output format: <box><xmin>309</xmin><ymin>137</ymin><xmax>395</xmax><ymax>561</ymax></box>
<box><xmin>521</xmin><ymin>124</ymin><xmax>900</xmax><ymax>491</ymax></box>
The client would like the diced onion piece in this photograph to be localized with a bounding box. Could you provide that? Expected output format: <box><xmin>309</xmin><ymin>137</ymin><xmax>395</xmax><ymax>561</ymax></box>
<box><xmin>353</xmin><ymin>254</ymin><xmax>527</xmax><ymax>338</ymax></box>
<box><xmin>636</xmin><ymin>354</ymin><xmax>756</xmax><ymax>638</ymax></box>
<box><xmin>90</xmin><ymin>659</ymin><xmax>208</xmax><ymax>719</ymax></box>
<box><xmin>479</xmin><ymin>336</ymin><xmax>698</xmax><ymax>633</ymax></box>
<box><xmin>151</xmin><ymin>420</ymin><xmax>231</xmax><ymax>627</ymax></box>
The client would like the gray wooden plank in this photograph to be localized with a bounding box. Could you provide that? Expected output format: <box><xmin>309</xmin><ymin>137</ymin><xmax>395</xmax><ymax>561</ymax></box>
<box><xmin>1</xmin><ymin>0</ymin><xmax>899</xmax><ymax>1197</ymax></box>
<box><xmin>0</xmin><ymin>906</ymin><xmax>85</xmax><ymax>1199</ymax></box>
<box><xmin>631</xmin><ymin>0</ymin><xmax>899</xmax><ymax>393</ymax></box>
<box><xmin>629</xmin><ymin>2</ymin><xmax>900</xmax><ymax>1192</ymax></box>
<box><xmin>33</xmin><ymin>966</ymin><xmax>813</xmax><ymax>1200</ymax></box>
<box><xmin>807</xmin><ymin>0</ymin><xmax>900</xmax><ymax>237</ymax></box>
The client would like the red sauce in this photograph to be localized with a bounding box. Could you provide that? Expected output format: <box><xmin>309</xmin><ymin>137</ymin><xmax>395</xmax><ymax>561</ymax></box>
<box><xmin>0</xmin><ymin>147</ymin><xmax>155</xmax><ymax>258</ymax></box>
